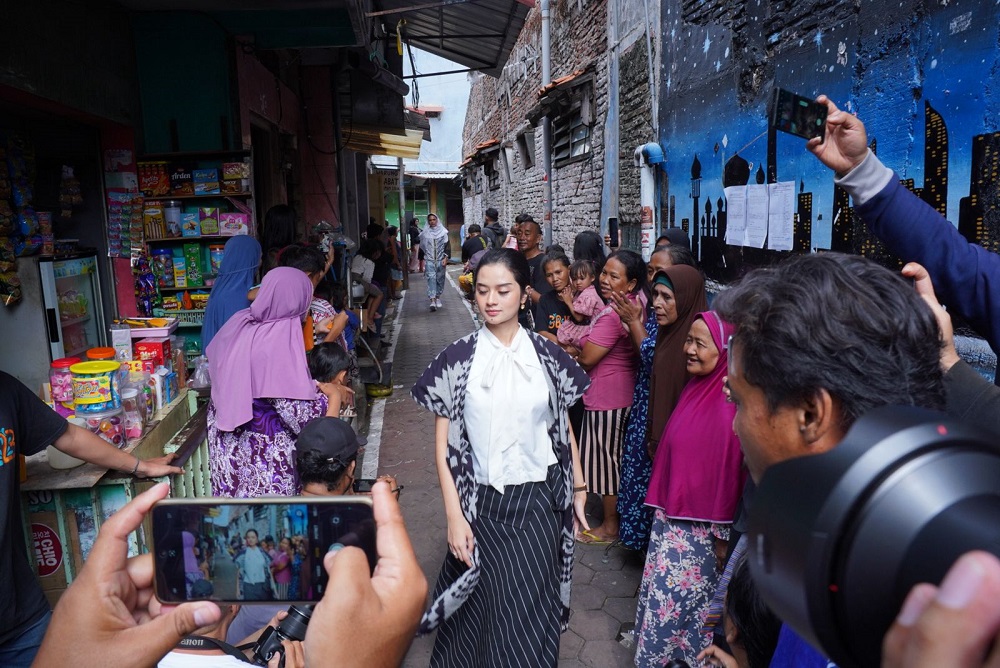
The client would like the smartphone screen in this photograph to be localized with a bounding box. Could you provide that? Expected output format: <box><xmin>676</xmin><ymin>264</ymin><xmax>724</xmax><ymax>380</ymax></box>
<box><xmin>608</xmin><ymin>217</ymin><xmax>620</xmax><ymax>248</ymax></box>
<box><xmin>770</xmin><ymin>88</ymin><xmax>827</xmax><ymax>141</ymax></box>
<box><xmin>151</xmin><ymin>497</ymin><xmax>374</xmax><ymax>604</ymax></box>
<box><xmin>352</xmin><ymin>478</ymin><xmax>377</xmax><ymax>494</ymax></box>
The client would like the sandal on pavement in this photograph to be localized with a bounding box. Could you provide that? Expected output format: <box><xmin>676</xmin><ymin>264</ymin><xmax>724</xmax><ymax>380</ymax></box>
<box><xmin>576</xmin><ymin>529</ymin><xmax>613</xmax><ymax>546</ymax></box>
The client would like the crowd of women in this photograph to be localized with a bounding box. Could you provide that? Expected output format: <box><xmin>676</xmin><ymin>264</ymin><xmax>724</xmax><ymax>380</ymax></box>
<box><xmin>412</xmin><ymin>220</ymin><xmax>761</xmax><ymax>668</ymax></box>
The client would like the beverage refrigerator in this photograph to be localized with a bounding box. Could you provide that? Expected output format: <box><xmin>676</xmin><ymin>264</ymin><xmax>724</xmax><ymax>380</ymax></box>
<box><xmin>0</xmin><ymin>250</ymin><xmax>108</xmax><ymax>392</ymax></box>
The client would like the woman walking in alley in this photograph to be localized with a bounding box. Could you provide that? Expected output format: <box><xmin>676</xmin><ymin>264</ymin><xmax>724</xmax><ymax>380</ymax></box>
<box><xmin>411</xmin><ymin>248</ymin><xmax>591</xmax><ymax>667</ymax></box>
<box><xmin>420</xmin><ymin>213</ymin><xmax>450</xmax><ymax>311</ymax></box>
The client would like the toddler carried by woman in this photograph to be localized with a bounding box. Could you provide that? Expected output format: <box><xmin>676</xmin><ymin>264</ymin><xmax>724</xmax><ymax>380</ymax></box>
<box><xmin>557</xmin><ymin>260</ymin><xmax>604</xmax><ymax>349</ymax></box>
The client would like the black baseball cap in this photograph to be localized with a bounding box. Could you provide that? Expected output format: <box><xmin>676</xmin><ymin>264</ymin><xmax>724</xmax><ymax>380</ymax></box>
<box><xmin>295</xmin><ymin>417</ymin><xmax>367</xmax><ymax>465</ymax></box>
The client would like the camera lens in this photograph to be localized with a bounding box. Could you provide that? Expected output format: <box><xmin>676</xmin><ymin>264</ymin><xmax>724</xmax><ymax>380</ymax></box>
<box><xmin>276</xmin><ymin>605</ymin><xmax>313</xmax><ymax>642</ymax></box>
<box><xmin>748</xmin><ymin>405</ymin><xmax>1000</xmax><ymax>668</ymax></box>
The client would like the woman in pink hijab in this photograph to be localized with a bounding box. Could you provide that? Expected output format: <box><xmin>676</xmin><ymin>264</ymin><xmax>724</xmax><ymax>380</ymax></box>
<box><xmin>206</xmin><ymin>267</ymin><xmax>338</xmax><ymax>497</ymax></box>
<box><xmin>633</xmin><ymin>311</ymin><xmax>747</xmax><ymax>666</ymax></box>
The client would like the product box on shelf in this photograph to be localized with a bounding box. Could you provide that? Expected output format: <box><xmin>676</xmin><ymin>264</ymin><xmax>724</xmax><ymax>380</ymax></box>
<box><xmin>110</xmin><ymin>324</ymin><xmax>132</xmax><ymax>361</ymax></box>
<box><xmin>170</xmin><ymin>165</ymin><xmax>194</xmax><ymax>196</ymax></box>
<box><xmin>180</xmin><ymin>213</ymin><xmax>200</xmax><ymax>237</ymax></box>
<box><xmin>193</xmin><ymin>169</ymin><xmax>220</xmax><ymax>195</ymax></box>
<box><xmin>173</xmin><ymin>262</ymin><xmax>187</xmax><ymax>288</ymax></box>
<box><xmin>199</xmin><ymin>207</ymin><xmax>219</xmax><ymax>235</ymax></box>
<box><xmin>143</xmin><ymin>204</ymin><xmax>166</xmax><ymax>239</ymax></box>
<box><xmin>184</xmin><ymin>243</ymin><xmax>202</xmax><ymax>285</ymax></box>
<box><xmin>134</xmin><ymin>336</ymin><xmax>172</xmax><ymax>371</ymax></box>
<box><xmin>219</xmin><ymin>212</ymin><xmax>249</xmax><ymax>236</ymax></box>
<box><xmin>222</xmin><ymin>162</ymin><xmax>250</xmax><ymax>180</ymax></box>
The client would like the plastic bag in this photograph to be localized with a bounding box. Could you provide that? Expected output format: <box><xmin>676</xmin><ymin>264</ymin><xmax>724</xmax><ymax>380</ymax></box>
<box><xmin>189</xmin><ymin>355</ymin><xmax>211</xmax><ymax>388</ymax></box>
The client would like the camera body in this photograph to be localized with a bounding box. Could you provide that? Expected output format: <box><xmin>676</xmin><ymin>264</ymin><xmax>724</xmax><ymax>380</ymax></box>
<box><xmin>252</xmin><ymin>605</ymin><xmax>312</xmax><ymax>665</ymax></box>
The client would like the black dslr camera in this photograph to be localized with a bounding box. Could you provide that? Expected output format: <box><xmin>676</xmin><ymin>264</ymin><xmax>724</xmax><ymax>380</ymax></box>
<box><xmin>251</xmin><ymin>605</ymin><xmax>312</xmax><ymax>666</ymax></box>
<box><xmin>749</xmin><ymin>405</ymin><xmax>1000</xmax><ymax>667</ymax></box>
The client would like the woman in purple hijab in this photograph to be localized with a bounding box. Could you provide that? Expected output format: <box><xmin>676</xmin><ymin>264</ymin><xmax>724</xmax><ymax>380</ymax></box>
<box><xmin>206</xmin><ymin>267</ymin><xmax>338</xmax><ymax>497</ymax></box>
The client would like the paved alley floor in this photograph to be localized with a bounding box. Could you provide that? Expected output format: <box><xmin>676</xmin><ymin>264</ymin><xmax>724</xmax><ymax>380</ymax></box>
<box><xmin>362</xmin><ymin>268</ymin><xmax>644</xmax><ymax>667</ymax></box>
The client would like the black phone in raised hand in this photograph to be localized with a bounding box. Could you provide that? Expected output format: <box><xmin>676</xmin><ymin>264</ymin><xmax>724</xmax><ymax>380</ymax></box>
<box><xmin>769</xmin><ymin>88</ymin><xmax>828</xmax><ymax>141</ymax></box>
<box><xmin>608</xmin><ymin>217</ymin><xmax>620</xmax><ymax>248</ymax></box>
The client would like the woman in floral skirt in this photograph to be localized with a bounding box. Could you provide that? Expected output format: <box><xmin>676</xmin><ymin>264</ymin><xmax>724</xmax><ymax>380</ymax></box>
<box><xmin>634</xmin><ymin>309</ymin><xmax>746</xmax><ymax>665</ymax></box>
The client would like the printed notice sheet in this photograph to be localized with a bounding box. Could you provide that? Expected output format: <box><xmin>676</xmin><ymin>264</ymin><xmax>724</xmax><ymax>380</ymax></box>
<box><xmin>767</xmin><ymin>181</ymin><xmax>795</xmax><ymax>251</ymax></box>
<box><xmin>724</xmin><ymin>186</ymin><xmax>747</xmax><ymax>246</ymax></box>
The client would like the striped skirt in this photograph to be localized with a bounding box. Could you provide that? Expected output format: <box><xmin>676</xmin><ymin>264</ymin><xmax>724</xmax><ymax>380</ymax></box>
<box><xmin>579</xmin><ymin>406</ymin><xmax>631</xmax><ymax>496</ymax></box>
<box><xmin>430</xmin><ymin>479</ymin><xmax>562</xmax><ymax>667</ymax></box>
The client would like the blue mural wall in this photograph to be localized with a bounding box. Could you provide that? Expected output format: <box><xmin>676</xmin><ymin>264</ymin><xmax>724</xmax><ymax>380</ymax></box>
<box><xmin>658</xmin><ymin>0</ymin><xmax>1000</xmax><ymax>282</ymax></box>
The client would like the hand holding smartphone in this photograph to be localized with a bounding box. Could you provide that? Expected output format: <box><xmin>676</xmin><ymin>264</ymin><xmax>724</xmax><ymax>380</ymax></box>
<box><xmin>769</xmin><ymin>88</ymin><xmax>828</xmax><ymax>141</ymax></box>
<box><xmin>152</xmin><ymin>497</ymin><xmax>375</xmax><ymax>605</ymax></box>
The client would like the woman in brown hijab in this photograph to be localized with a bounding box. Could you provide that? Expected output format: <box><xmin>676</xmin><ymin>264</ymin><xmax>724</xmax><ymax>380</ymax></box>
<box><xmin>647</xmin><ymin>265</ymin><xmax>708</xmax><ymax>456</ymax></box>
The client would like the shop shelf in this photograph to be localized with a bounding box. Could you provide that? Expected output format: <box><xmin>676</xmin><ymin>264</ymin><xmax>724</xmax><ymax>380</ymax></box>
<box><xmin>139</xmin><ymin>149</ymin><xmax>251</xmax><ymax>160</ymax></box>
<box><xmin>145</xmin><ymin>192</ymin><xmax>252</xmax><ymax>200</ymax></box>
<box><xmin>146</xmin><ymin>235</ymin><xmax>231</xmax><ymax>243</ymax></box>
<box><xmin>65</xmin><ymin>346</ymin><xmax>90</xmax><ymax>358</ymax></box>
<box><xmin>159</xmin><ymin>284</ymin><xmax>214</xmax><ymax>292</ymax></box>
<box><xmin>60</xmin><ymin>315</ymin><xmax>91</xmax><ymax>328</ymax></box>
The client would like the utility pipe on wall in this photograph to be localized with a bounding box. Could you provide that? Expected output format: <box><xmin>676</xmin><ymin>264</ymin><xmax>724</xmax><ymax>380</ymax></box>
<box><xmin>540</xmin><ymin>0</ymin><xmax>553</xmax><ymax>247</ymax></box>
<box><xmin>634</xmin><ymin>142</ymin><xmax>664</xmax><ymax>261</ymax></box>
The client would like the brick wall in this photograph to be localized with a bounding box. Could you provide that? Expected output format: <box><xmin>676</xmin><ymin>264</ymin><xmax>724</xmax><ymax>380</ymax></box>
<box><xmin>618</xmin><ymin>38</ymin><xmax>654</xmax><ymax>250</ymax></box>
<box><xmin>462</xmin><ymin>1</ymin><xmax>610</xmax><ymax>248</ymax></box>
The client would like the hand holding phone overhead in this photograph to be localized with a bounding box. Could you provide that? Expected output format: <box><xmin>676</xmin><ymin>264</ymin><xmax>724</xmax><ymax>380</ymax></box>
<box><xmin>770</xmin><ymin>88</ymin><xmax>828</xmax><ymax>141</ymax></box>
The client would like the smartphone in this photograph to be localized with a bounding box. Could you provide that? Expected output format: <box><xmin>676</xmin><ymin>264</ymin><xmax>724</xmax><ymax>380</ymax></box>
<box><xmin>352</xmin><ymin>478</ymin><xmax>377</xmax><ymax>494</ymax></box>
<box><xmin>769</xmin><ymin>88</ymin><xmax>827</xmax><ymax>141</ymax></box>
<box><xmin>608</xmin><ymin>217</ymin><xmax>620</xmax><ymax>248</ymax></box>
<box><xmin>151</xmin><ymin>497</ymin><xmax>375</xmax><ymax>605</ymax></box>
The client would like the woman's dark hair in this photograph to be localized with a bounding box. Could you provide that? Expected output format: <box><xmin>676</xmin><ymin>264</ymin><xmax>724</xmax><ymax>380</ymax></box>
<box><xmin>573</xmin><ymin>230</ymin><xmax>606</xmax><ymax>273</ymax></box>
<box><xmin>541</xmin><ymin>252</ymin><xmax>570</xmax><ymax>273</ymax></box>
<box><xmin>713</xmin><ymin>253</ymin><xmax>945</xmax><ymax>432</ymax></box>
<box><xmin>261</xmin><ymin>205</ymin><xmax>297</xmax><ymax>253</ymax></box>
<box><xmin>278</xmin><ymin>244</ymin><xmax>326</xmax><ymax>274</ymax></box>
<box><xmin>604</xmin><ymin>249</ymin><xmax>647</xmax><ymax>294</ymax></box>
<box><xmin>661</xmin><ymin>227</ymin><xmax>691</xmax><ymax>249</ymax></box>
<box><xmin>308</xmin><ymin>342</ymin><xmax>351</xmax><ymax>383</ymax></box>
<box><xmin>725</xmin><ymin>555</ymin><xmax>782</xmax><ymax>668</ymax></box>
<box><xmin>545</xmin><ymin>243</ymin><xmax>565</xmax><ymax>255</ymax></box>
<box><xmin>474</xmin><ymin>248</ymin><xmax>531</xmax><ymax>292</ymax></box>
<box><xmin>409</xmin><ymin>217</ymin><xmax>419</xmax><ymax>227</ymax></box>
<box><xmin>359</xmin><ymin>238</ymin><xmax>383</xmax><ymax>260</ymax></box>
<box><xmin>570</xmin><ymin>259</ymin><xmax>596</xmax><ymax>280</ymax></box>
<box><xmin>387</xmin><ymin>226</ymin><xmax>398</xmax><ymax>237</ymax></box>
<box><xmin>651</xmin><ymin>243</ymin><xmax>698</xmax><ymax>269</ymax></box>
<box><xmin>328</xmin><ymin>282</ymin><xmax>347</xmax><ymax>310</ymax></box>
<box><xmin>296</xmin><ymin>449</ymin><xmax>356</xmax><ymax>493</ymax></box>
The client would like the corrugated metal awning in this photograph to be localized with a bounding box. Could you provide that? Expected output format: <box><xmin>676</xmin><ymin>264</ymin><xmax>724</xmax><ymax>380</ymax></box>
<box><xmin>405</xmin><ymin>171</ymin><xmax>460</xmax><ymax>179</ymax></box>
<box><xmin>344</xmin><ymin>126</ymin><xmax>424</xmax><ymax>158</ymax></box>
<box><xmin>372</xmin><ymin>0</ymin><xmax>534</xmax><ymax>77</ymax></box>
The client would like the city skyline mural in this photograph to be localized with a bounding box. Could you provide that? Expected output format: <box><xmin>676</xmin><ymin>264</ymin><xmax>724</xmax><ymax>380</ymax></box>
<box><xmin>657</xmin><ymin>0</ymin><xmax>1000</xmax><ymax>281</ymax></box>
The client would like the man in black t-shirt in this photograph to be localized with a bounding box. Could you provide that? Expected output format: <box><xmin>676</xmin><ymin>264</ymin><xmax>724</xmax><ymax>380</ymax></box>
<box><xmin>517</xmin><ymin>217</ymin><xmax>553</xmax><ymax>328</ymax></box>
<box><xmin>0</xmin><ymin>371</ymin><xmax>182</xmax><ymax>665</ymax></box>
<box><xmin>461</xmin><ymin>224</ymin><xmax>489</xmax><ymax>263</ymax></box>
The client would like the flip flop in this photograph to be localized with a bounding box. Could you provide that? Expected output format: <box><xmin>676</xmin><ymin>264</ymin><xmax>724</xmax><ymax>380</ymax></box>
<box><xmin>576</xmin><ymin>529</ymin><xmax>612</xmax><ymax>546</ymax></box>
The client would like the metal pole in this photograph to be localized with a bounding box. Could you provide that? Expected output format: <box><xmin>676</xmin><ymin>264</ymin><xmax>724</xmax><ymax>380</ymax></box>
<box><xmin>398</xmin><ymin>157</ymin><xmax>410</xmax><ymax>290</ymax></box>
<box><xmin>540</xmin><ymin>0</ymin><xmax>553</xmax><ymax>247</ymax></box>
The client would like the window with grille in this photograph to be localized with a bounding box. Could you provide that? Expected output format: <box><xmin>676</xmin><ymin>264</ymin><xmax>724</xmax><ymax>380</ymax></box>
<box><xmin>552</xmin><ymin>91</ymin><xmax>592</xmax><ymax>167</ymax></box>
<box><xmin>516</xmin><ymin>129</ymin><xmax>536</xmax><ymax>169</ymax></box>
<box><xmin>486</xmin><ymin>156</ymin><xmax>500</xmax><ymax>190</ymax></box>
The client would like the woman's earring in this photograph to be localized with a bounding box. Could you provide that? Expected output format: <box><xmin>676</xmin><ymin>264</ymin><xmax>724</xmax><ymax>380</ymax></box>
<box><xmin>520</xmin><ymin>302</ymin><xmax>526</xmax><ymax>310</ymax></box>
